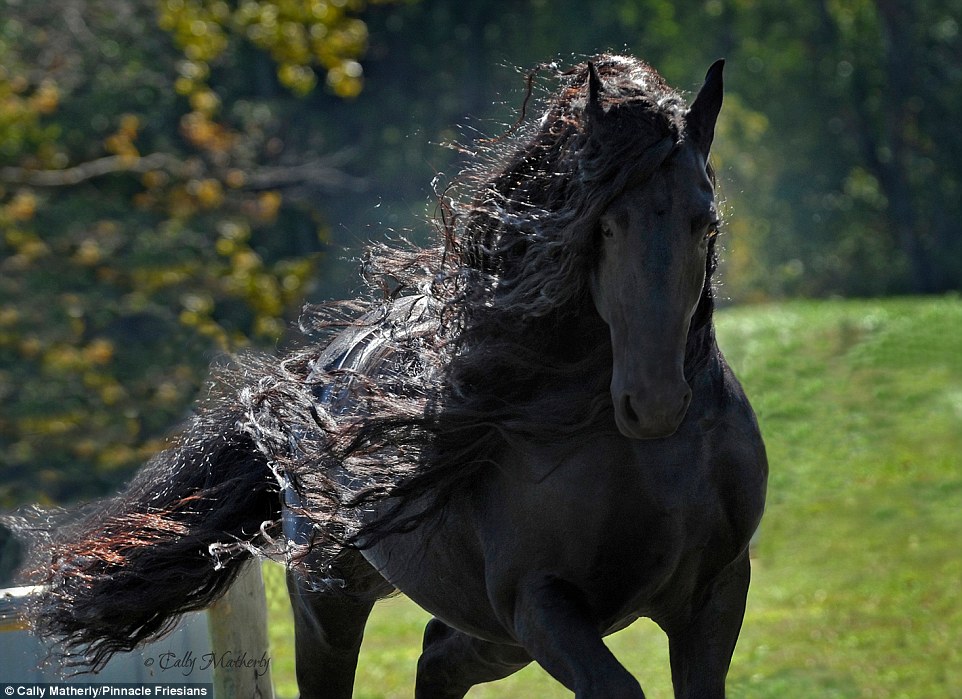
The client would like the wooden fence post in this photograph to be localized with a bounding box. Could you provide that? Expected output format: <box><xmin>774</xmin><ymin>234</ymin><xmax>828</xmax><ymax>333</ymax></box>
<box><xmin>206</xmin><ymin>562</ymin><xmax>275</xmax><ymax>699</ymax></box>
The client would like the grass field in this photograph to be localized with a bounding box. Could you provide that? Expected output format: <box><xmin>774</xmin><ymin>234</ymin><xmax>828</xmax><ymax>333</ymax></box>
<box><xmin>262</xmin><ymin>296</ymin><xmax>962</xmax><ymax>698</ymax></box>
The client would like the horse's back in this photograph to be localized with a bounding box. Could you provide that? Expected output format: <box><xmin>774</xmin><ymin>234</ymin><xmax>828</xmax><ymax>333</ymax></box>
<box><xmin>307</xmin><ymin>294</ymin><xmax>437</xmax><ymax>381</ymax></box>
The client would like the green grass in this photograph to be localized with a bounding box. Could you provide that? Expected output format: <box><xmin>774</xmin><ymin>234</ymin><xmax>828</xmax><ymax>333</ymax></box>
<box><xmin>263</xmin><ymin>296</ymin><xmax>962</xmax><ymax>698</ymax></box>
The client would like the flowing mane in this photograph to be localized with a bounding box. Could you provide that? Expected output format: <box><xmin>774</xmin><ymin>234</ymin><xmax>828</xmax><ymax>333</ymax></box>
<box><xmin>216</xmin><ymin>54</ymin><xmax>717</xmax><ymax>569</ymax></box>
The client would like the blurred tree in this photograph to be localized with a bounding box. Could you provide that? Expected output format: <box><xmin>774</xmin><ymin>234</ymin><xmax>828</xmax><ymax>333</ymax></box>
<box><xmin>838</xmin><ymin>0</ymin><xmax>962</xmax><ymax>293</ymax></box>
<box><xmin>0</xmin><ymin>0</ymin><xmax>391</xmax><ymax>507</ymax></box>
<box><xmin>3</xmin><ymin>0</ymin><xmax>961</xmax><ymax>509</ymax></box>
<box><xmin>694</xmin><ymin>0</ymin><xmax>962</xmax><ymax>296</ymax></box>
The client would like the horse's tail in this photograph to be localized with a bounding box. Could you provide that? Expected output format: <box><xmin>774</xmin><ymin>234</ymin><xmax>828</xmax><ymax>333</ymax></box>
<box><xmin>8</xmin><ymin>399</ymin><xmax>280</xmax><ymax>672</ymax></box>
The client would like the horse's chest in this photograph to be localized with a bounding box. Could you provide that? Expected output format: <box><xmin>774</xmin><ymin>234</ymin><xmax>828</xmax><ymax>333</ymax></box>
<box><xmin>367</xmin><ymin>453</ymin><xmax>694</xmax><ymax>640</ymax></box>
<box><xmin>475</xmin><ymin>441</ymin><xmax>726</xmax><ymax>611</ymax></box>
<box><xmin>369</xmin><ymin>428</ymin><xmax>761</xmax><ymax>643</ymax></box>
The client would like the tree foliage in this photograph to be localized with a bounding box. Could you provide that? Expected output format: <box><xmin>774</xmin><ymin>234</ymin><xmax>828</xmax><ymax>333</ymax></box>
<box><xmin>0</xmin><ymin>0</ymin><xmax>387</xmax><ymax>506</ymax></box>
<box><xmin>1</xmin><ymin>0</ymin><xmax>960</xmax><ymax>508</ymax></box>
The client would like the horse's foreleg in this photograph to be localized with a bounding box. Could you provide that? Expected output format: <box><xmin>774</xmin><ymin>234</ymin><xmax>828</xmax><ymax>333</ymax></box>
<box><xmin>286</xmin><ymin>551</ymin><xmax>393</xmax><ymax>699</ymax></box>
<box><xmin>414</xmin><ymin>618</ymin><xmax>531</xmax><ymax>699</ymax></box>
<box><xmin>512</xmin><ymin>575</ymin><xmax>645</xmax><ymax>699</ymax></box>
<box><xmin>664</xmin><ymin>551</ymin><xmax>751</xmax><ymax>699</ymax></box>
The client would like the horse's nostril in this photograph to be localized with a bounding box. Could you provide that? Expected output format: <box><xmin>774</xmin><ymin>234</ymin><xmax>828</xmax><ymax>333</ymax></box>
<box><xmin>622</xmin><ymin>395</ymin><xmax>640</xmax><ymax>424</ymax></box>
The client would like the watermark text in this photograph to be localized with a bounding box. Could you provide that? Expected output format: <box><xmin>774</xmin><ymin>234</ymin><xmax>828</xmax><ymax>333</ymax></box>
<box><xmin>143</xmin><ymin>650</ymin><xmax>271</xmax><ymax>678</ymax></box>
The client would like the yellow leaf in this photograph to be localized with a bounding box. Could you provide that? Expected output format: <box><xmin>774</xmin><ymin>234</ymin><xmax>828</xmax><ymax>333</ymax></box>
<box><xmin>8</xmin><ymin>190</ymin><xmax>37</xmax><ymax>221</ymax></box>
<box><xmin>83</xmin><ymin>338</ymin><xmax>115</xmax><ymax>365</ymax></box>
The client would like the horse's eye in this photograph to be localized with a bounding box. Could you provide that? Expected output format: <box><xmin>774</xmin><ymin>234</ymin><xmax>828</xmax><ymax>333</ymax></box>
<box><xmin>600</xmin><ymin>220</ymin><xmax>614</xmax><ymax>239</ymax></box>
<box><xmin>698</xmin><ymin>219</ymin><xmax>719</xmax><ymax>243</ymax></box>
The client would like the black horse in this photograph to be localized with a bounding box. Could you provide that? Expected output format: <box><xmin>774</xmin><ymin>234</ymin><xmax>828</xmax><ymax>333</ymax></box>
<box><xmin>12</xmin><ymin>55</ymin><xmax>767</xmax><ymax>698</ymax></box>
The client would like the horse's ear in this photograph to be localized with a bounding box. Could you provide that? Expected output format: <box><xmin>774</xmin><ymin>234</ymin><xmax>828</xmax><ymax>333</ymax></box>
<box><xmin>586</xmin><ymin>61</ymin><xmax>604</xmax><ymax>126</ymax></box>
<box><xmin>686</xmin><ymin>59</ymin><xmax>724</xmax><ymax>157</ymax></box>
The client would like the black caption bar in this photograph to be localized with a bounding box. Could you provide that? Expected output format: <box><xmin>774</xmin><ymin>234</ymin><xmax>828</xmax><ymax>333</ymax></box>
<box><xmin>0</xmin><ymin>685</ymin><xmax>213</xmax><ymax>697</ymax></box>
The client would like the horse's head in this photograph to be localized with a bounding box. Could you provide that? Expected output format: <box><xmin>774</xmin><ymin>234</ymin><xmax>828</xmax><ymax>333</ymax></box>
<box><xmin>588</xmin><ymin>61</ymin><xmax>724</xmax><ymax>440</ymax></box>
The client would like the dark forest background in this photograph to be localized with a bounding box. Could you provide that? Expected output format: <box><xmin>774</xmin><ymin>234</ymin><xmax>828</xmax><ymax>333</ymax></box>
<box><xmin>1</xmin><ymin>0</ymin><xmax>960</xmax><ymax>507</ymax></box>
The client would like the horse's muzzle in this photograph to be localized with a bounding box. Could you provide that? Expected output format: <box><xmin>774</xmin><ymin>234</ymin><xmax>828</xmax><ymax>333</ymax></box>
<box><xmin>614</xmin><ymin>384</ymin><xmax>691</xmax><ymax>440</ymax></box>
